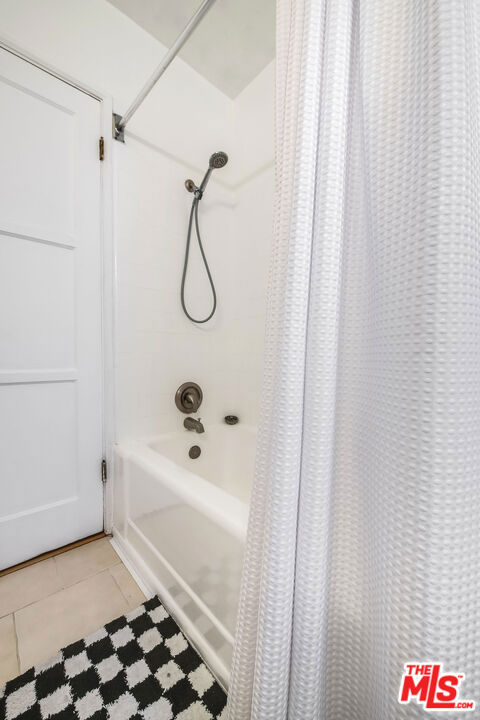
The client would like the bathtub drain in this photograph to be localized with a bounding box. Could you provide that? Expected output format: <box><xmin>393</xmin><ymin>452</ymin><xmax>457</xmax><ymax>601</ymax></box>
<box><xmin>189</xmin><ymin>445</ymin><xmax>201</xmax><ymax>459</ymax></box>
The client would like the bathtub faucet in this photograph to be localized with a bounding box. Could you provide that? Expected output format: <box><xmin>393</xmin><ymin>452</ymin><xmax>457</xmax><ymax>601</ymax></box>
<box><xmin>183</xmin><ymin>417</ymin><xmax>205</xmax><ymax>434</ymax></box>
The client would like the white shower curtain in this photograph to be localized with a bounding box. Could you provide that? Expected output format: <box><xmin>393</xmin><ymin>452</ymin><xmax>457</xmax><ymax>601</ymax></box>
<box><xmin>227</xmin><ymin>1</ymin><xmax>480</xmax><ymax>718</ymax></box>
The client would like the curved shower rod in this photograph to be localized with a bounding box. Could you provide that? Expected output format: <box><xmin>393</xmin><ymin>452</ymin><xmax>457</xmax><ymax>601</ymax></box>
<box><xmin>113</xmin><ymin>0</ymin><xmax>218</xmax><ymax>143</ymax></box>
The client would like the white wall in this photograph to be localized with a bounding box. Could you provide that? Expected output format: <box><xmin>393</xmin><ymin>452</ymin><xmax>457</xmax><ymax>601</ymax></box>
<box><xmin>234</xmin><ymin>61</ymin><xmax>274</xmax><ymax>184</ymax></box>
<box><xmin>115</xmin><ymin>140</ymin><xmax>237</xmax><ymax>437</ymax></box>
<box><xmin>0</xmin><ymin>0</ymin><xmax>274</xmax><ymax>440</ymax></box>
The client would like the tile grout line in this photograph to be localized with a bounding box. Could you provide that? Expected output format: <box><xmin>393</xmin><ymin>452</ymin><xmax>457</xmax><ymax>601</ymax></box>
<box><xmin>12</xmin><ymin>612</ymin><xmax>21</xmax><ymax>676</ymax></box>
<box><xmin>109</xmin><ymin>564</ymin><xmax>146</xmax><ymax>610</ymax></box>
<box><xmin>52</xmin><ymin>553</ymin><xmax>64</xmax><ymax>590</ymax></box>
<box><xmin>109</xmin><ymin>565</ymin><xmax>132</xmax><ymax>608</ymax></box>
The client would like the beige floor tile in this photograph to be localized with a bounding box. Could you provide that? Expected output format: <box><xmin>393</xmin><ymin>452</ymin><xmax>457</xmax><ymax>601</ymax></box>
<box><xmin>15</xmin><ymin>569</ymin><xmax>129</xmax><ymax>671</ymax></box>
<box><xmin>0</xmin><ymin>558</ymin><xmax>61</xmax><ymax>618</ymax></box>
<box><xmin>0</xmin><ymin>615</ymin><xmax>19</xmax><ymax>687</ymax></box>
<box><xmin>55</xmin><ymin>538</ymin><xmax>121</xmax><ymax>588</ymax></box>
<box><xmin>110</xmin><ymin>563</ymin><xmax>147</xmax><ymax>610</ymax></box>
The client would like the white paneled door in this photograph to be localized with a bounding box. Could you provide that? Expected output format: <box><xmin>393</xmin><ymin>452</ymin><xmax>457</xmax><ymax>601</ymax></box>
<box><xmin>0</xmin><ymin>48</ymin><xmax>104</xmax><ymax>569</ymax></box>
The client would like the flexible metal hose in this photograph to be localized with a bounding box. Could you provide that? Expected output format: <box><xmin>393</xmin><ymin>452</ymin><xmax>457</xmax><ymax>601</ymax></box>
<box><xmin>180</xmin><ymin>194</ymin><xmax>217</xmax><ymax>324</ymax></box>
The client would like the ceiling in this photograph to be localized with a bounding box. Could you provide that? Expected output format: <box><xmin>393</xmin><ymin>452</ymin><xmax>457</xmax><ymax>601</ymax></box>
<box><xmin>107</xmin><ymin>0</ymin><xmax>275</xmax><ymax>98</ymax></box>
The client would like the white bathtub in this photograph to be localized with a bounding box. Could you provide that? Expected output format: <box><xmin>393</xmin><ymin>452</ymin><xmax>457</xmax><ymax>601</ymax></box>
<box><xmin>112</xmin><ymin>423</ymin><xmax>254</xmax><ymax>687</ymax></box>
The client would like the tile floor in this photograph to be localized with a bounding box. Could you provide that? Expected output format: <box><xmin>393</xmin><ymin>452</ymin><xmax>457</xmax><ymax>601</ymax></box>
<box><xmin>0</xmin><ymin>538</ymin><xmax>147</xmax><ymax>688</ymax></box>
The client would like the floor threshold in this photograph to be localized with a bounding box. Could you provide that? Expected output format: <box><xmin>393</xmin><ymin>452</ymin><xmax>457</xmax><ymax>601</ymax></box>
<box><xmin>0</xmin><ymin>532</ymin><xmax>107</xmax><ymax>578</ymax></box>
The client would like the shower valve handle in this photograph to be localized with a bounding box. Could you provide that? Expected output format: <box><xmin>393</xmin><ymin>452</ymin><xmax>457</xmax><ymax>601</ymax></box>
<box><xmin>175</xmin><ymin>382</ymin><xmax>203</xmax><ymax>413</ymax></box>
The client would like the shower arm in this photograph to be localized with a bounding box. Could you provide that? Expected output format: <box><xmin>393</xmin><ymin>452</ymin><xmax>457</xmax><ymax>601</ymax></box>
<box><xmin>113</xmin><ymin>0</ymin><xmax>218</xmax><ymax>143</ymax></box>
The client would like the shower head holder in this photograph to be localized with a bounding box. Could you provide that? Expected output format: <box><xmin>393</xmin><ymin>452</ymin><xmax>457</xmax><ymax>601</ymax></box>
<box><xmin>185</xmin><ymin>179</ymin><xmax>203</xmax><ymax>199</ymax></box>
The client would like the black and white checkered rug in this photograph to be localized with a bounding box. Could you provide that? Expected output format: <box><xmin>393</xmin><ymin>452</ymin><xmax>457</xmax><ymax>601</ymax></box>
<box><xmin>0</xmin><ymin>596</ymin><xmax>227</xmax><ymax>719</ymax></box>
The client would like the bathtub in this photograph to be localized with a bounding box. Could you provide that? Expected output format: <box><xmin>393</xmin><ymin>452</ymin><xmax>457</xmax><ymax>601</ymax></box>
<box><xmin>111</xmin><ymin>423</ymin><xmax>254</xmax><ymax>687</ymax></box>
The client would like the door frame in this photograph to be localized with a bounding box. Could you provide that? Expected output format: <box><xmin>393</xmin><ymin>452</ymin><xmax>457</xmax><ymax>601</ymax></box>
<box><xmin>0</xmin><ymin>35</ymin><xmax>116</xmax><ymax>534</ymax></box>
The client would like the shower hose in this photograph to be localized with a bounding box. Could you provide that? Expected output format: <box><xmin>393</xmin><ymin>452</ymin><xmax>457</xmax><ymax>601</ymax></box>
<box><xmin>180</xmin><ymin>192</ymin><xmax>217</xmax><ymax>324</ymax></box>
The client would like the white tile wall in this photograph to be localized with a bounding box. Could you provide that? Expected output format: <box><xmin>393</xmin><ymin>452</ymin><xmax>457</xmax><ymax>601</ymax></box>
<box><xmin>114</xmin><ymin>66</ymin><xmax>274</xmax><ymax>440</ymax></box>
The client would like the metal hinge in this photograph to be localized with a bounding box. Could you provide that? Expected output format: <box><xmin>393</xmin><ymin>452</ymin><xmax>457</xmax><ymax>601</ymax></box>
<box><xmin>101</xmin><ymin>459</ymin><xmax>107</xmax><ymax>483</ymax></box>
<box><xmin>99</xmin><ymin>136</ymin><xmax>105</xmax><ymax>161</ymax></box>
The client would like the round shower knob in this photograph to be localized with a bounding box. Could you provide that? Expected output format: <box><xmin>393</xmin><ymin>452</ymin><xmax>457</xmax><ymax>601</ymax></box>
<box><xmin>175</xmin><ymin>382</ymin><xmax>203</xmax><ymax>413</ymax></box>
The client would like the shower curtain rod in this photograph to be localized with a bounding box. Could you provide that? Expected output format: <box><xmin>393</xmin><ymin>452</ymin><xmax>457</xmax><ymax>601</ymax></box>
<box><xmin>113</xmin><ymin>0</ymin><xmax>218</xmax><ymax>142</ymax></box>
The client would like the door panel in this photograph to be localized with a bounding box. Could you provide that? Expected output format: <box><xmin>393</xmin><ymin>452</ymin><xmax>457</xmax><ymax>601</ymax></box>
<box><xmin>0</xmin><ymin>48</ymin><xmax>104</xmax><ymax>569</ymax></box>
<box><xmin>1</xmin><ymin>382</ymin><xmax>77</xmax><ymax>517</ymax></box>
<box><xmin>0</xmin><ymin>234</ymin><xmax>75</xmax><ymax>368</ymax></box>
<box><xmin>0</xmin><ymin>76</ymin><xmax>76</xmax><ymax>240</ymax></box>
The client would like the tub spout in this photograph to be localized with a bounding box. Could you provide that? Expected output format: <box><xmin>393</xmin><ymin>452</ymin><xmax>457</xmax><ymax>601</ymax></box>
<box><xmin>183</xmin><ymin>417</ymin><xmax>205</xmax><ymax>433</ymax></box>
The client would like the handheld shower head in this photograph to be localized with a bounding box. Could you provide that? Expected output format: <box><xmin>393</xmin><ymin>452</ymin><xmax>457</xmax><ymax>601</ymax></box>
<box><xmin>197</xmin><ymin>151</ymin><xmax>228</xmax><ymax>194</ymax></box>
<box><xmin>209</xmin><ymin>151</ymin><xmax>228</xmax><ymax>169</ymax></box>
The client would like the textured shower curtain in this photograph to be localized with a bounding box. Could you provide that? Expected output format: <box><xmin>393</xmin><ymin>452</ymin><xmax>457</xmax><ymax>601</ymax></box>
<box><xmin>227</xmin><ymin>1</ymin><xmax>480</xmax><ymax>718</ymax></box>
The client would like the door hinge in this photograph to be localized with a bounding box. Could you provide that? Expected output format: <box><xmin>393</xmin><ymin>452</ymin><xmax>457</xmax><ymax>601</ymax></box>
<box><xmin>99</xmin><ymin>136</ymin><xmax>105</xmax><ymax>161</ymax></box>
<box><xmin>101</xmin><ymin>459</ymin><xmax>107</xmax><ymax>483</ymax></box>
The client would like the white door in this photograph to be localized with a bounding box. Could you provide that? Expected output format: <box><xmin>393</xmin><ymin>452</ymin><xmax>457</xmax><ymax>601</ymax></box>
<box><xmin>0</xmin><ymin>48</ymin><xmax>104</xmax><ymax>569</ymax></box>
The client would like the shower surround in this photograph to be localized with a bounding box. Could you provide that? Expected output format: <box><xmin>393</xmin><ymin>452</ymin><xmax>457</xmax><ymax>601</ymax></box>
<box><xmin>114</xmin><ymin>60</ymin><xmax>273</xmax><ymax>444</ymax></box>
<box><xmin>112</xmin><ymin>61</ymin><xmax>273</xmax><ymax>685</ymax></box>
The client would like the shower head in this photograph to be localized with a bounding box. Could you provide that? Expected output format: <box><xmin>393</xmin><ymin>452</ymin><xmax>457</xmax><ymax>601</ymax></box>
<box><xmin>209</xmin><ymin>151</ymin><xmax>228</xmax><ymax>169</ymax></box>
<box><xmin>195</xmin><ymin>151</ymin><xmax>228</xmax><ymax>194</ymax></box>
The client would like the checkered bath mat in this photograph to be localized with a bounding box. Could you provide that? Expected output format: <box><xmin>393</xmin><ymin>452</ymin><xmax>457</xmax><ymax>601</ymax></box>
<box><xmin>0</xmin><ymin>596</ymin><xmax>227</xmax><ymax>719</ymax></box>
